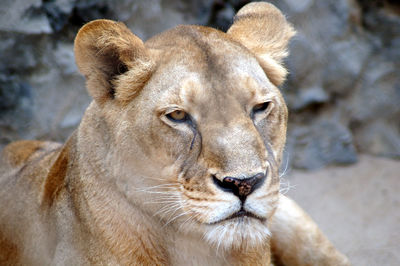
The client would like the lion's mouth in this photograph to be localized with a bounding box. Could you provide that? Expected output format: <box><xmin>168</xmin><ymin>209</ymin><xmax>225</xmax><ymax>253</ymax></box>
<box><xmin>211</xmin><ymin>208</ymin><xmax>266</xmax><ymax>224</ymax></box>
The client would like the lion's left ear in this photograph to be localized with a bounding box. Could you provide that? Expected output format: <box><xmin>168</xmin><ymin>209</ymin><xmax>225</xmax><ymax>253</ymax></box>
<box><xmin>227</xmin><ymin>2</ymin><xmax>295</xmax><ymax>86</ymax></box>
<box><xmin>74</xmin><ymin>19</ymin><xmax>155</xmax><ymax>105</ymax></box>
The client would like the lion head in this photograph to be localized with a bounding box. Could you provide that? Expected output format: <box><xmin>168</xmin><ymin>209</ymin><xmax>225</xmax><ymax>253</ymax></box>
<box><xmin>74</xmin><ymin>2</ymin><xmax>295</xmax><ymax>250</ymax></box>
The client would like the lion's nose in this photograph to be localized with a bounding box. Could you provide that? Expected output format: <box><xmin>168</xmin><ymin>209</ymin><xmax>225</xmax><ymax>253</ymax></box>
<box><xmin>213</xmin><ymin>173</ymin><xmax>266</xmax><ymax>201</ymax></box>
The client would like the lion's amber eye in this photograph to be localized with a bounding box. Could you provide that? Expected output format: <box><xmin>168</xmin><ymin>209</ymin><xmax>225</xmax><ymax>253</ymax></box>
<box><xmin>166</xmin><ymin>110</ymin><xmax>189</xmax><ymax>123</ymax></box>
<box><xmin>252</xmin><ymin>102</ymin><xmax>270</xmax><ymax>114</ymax></box>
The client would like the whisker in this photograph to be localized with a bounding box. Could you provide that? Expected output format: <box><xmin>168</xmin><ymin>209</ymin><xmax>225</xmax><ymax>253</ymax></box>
<box><xmin>143</xmin><ymin>197</ymin><xmax>182</xmax><ymax>203</ymax></box>
<box><xmin>163</xmin><ymin>211</ymin><xmax>191</xmax><ymax>228</ymax></box>
<box><xmin>142</xmin><ymin>176</ymin><xmax>181</xmax><ymax>183</ymax></box>
<box><xmin>149</xmin><ymin>194</ymin><xmax>182</xmax><ymax>200</ymax></box>
<box><xmin>153</xmin><ymin>203</ymin><xmax>184</xmax><ymax>217</ymax></box>
<box><xmin>144</xmin><ymin>200</ymin><xmax>181</xmax><ymax>205</ymax></box>
<box><xmin>150</xmin><ymin>193</ymin><xmax>181</xmax><ymax>197</ymax></box>
<box><xmin>135</xmin><ymin>190</ymin><xmax>179</xmax><ymax>195</ymax></box>
<box><xmin>178</xmin><ymin>214</ymin><xmax>198</xmax><ymax>231</ymax></box>
<box><xmin>133</xmin><ymin>183</ymin><xmax>179</xmax><ymax>191</ymax></box>
<box><xmin>279</xmin><ymin>151</ymin><xmax>291</xmax><ymax>178</ymax></box>
<box><xmin>279</xmin><ymin>178</ymin><xmax>296</xmax><ymax>194</ymax></box>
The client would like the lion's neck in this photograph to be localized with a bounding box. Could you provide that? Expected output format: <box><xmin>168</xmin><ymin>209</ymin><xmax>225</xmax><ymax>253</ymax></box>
<box><xmin>165</xmin><ymin>229</ymin><xmax>270</xmax><ymax>265</ymax></box>
<box><xmin>166</xmin><ymin>230</ymin><xmax>229</xmax><ymax>266</ymax></box>
<box><xmin>70</xmin><ymin>151</ymin><xmax>170</xmax><ymax>264</ymax></box>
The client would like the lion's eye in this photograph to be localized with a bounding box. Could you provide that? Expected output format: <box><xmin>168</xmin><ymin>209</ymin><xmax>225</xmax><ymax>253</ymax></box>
<box><xmin>166</xmin><ymin>110</ymin><xmax>189</xmax><ymax>123</ymax></box>
<box><xmin>252</xmin><ymin>102</ymin><xmax>270</xmax><ymax>114</ymax></box>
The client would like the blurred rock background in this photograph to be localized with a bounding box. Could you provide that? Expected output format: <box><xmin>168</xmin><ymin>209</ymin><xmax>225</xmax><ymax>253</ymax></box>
<box><xmin>0</xmin><ymin>0</ymin><xmax>399</xmax><ymax>170</ymax></box>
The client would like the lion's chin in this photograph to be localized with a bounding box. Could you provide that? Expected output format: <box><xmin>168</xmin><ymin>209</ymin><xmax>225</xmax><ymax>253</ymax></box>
<box><xmin>203</xmin><ymin>217</ymin><xmax>271</xmax><ymax>250</ymax></box>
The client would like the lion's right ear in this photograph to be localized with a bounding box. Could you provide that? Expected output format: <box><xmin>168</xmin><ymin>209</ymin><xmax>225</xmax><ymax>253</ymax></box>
<box><xmin>74</xmin><ymin>19</ymin><xmax>154</xmax><ymax>105</ymax></box>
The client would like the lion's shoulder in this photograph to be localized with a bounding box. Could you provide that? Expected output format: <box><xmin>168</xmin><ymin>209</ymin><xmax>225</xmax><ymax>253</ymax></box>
<box><xmin>2</xmin><ymin>140</ymin><xmax>61</xmax><ymax>168</ymax></box>
<box><xmin>0</xmin><ymin>140</ymin><xmax>63</xmax><ymax>198</ymax></box>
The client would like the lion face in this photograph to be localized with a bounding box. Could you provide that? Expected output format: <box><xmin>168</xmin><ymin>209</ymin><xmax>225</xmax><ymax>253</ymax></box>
<box><xmin>74</xmin><ymin>3</ymin><xmax>294</xmax><ymax>250</ymax></box>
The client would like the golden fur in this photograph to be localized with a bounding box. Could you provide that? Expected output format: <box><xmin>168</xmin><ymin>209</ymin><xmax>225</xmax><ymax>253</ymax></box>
<box><xmin>0</xmin><ymin>3</ymin><xmax>349</xmax><ymax>265</ymax></box>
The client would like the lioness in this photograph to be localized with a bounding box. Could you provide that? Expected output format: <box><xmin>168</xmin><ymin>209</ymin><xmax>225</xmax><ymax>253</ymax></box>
<box><xmin>0</xmin><ymin>2</ymin><xmax>349</xmax><ymax>265</ymax></box>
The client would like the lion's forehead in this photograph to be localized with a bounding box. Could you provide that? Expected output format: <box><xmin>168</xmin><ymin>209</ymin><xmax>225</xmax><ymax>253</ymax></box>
<box><xmin>148</xmin><ymin>25</ymin><xmax>272</xmax><ymax>93</ymax></box>
<box><xmin>159</xmin><ymin>60</ymin><xmax>271</xmax><ymax>102</ymax></box>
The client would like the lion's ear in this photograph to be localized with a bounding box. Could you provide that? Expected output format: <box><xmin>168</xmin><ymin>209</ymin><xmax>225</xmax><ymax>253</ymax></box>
<box><xmin>74</xmin><ymin>19</ymin><xmax>154</xmax><ymax>105</ymax></box>
<box><xmin>227</xmin><ymin>2</ymin><xmax>295</xmax><ymax>86</ymax></box>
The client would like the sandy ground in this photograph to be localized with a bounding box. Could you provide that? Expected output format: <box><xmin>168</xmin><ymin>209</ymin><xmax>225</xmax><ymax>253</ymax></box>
<box><xmin>285</xmin><ymin>155</ymin><xmax>400</xmax><ymax>266</ymax></box>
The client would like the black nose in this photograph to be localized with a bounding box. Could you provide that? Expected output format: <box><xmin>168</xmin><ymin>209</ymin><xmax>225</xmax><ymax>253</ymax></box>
<box><xmin>213</xmin><ymin>172</ymin><xmax>266</xmax><ymax>201</ymax></box>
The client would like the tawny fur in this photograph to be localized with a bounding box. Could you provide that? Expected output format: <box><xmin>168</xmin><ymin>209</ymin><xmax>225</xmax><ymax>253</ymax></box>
<box><xmin>0</xmin><ymin>3</ymin><xmax>349</xmax><ymax>265</ymax></box>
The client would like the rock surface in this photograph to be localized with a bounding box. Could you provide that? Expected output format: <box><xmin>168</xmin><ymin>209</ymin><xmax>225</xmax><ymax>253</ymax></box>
<box><xmin>0</xmin><ymin>0</ymin><xmax>399</xmax><ymax>169</ymax></box>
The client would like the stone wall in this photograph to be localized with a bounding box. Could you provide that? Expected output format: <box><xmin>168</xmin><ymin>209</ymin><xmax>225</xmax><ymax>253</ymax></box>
<box><xmin>1</xmin><ymin>0</ymin><xmax>399</xmax><ymax>169</ymax></box>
